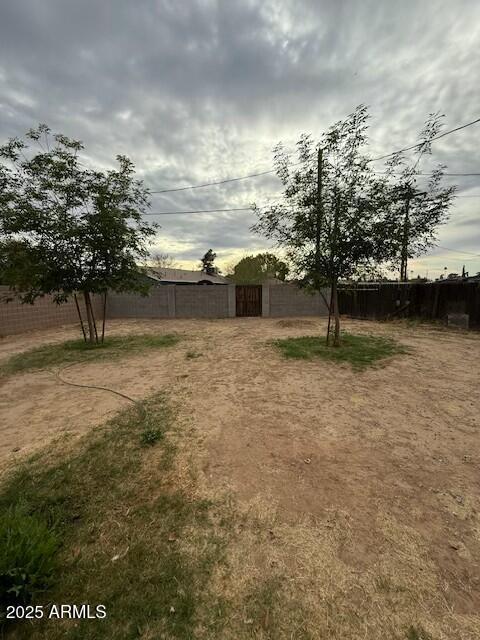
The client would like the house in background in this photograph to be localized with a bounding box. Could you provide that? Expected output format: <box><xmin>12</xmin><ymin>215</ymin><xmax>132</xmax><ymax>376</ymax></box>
<box><xmin>146</xmin><ymin>267</ymin><xmax>229</xmax><ymax>285</ymax></box>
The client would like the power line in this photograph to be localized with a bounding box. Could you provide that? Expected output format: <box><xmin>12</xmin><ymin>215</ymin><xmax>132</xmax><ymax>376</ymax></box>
<box><xmin>142</xmin><ymin>212</ymin><xmax>480</xmax><ymax>260</ymax></box>
<box><xmin>149</xmin><ymin>169</ymin><xmax>277</xmax><ymax>194</ymax></box>
<box><xmin>368</xmin><ymin>116</ymin><xmax>480</xmax><ymax>162</ymax></box>
<box><xmin>434</xmin><ymin>172</ymin><xmax>480</xmax><ymax>176</ymax></box>
<box><xmin>143</xmin><ymin>192</ymin><xmax>480</xmax><ymax>216</ymax></box>
<box><xmin>436</xmin><ymin>246</ymin><xmax>480</xmax><ymax>257</ymax></box>
<box><xmin>148</xmin><ymin>116</ymin><xmax>480</xmax><ymax>194</ymax></box>
<box><xmin>143</xmin><ymin>207</ymin><xmax>254</xmax><ymax>215</ymax></box>
<box><xmin>373</xmin><ymin>171</ymin><xmax>480</xmax><ymax>176</ymax></box>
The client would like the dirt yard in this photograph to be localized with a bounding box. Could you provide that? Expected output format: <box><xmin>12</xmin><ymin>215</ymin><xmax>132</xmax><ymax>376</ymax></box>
<box><xmin>1</xmin><ymin>317</ymin><xmax>479</xmax><ymax>637</ymax></box>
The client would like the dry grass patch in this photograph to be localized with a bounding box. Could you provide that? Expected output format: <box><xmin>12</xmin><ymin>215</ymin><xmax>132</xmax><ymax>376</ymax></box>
<box><xmin>276</xmin><ymin>319</ymin><xmax>318</xmax><ymax>329</ymax></box>
<box><xmin>204</xmin><ymin>498</ymin><xmax>479</xmax><ymax>640</ymax></box>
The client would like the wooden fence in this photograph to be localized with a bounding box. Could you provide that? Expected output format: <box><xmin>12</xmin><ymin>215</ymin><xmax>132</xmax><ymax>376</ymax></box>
<box><xmin>338</xmin><ymin>281</ymin><xmax>480</xmax><ymax>329</ymax></box>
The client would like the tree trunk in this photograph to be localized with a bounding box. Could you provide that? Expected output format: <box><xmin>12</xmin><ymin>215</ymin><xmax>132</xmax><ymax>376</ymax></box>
<box><xmin>330</xmin><ymin>188</ymin><xmax>341</xmax><ymax>346</ymax></box>
<box><xmin>83</xmin><ymin>291</ymin><xmax>97</xmax><ymax>343</ymax></box>
<box><xmin>74</xmin><ymin>293</ymin><xmax>87</xmax><ymax>342</ymax></box>
<box><xmin>326</xmin><ymin>285</ymin><xmax>333</xmax><ymax>345</ymax></box>
<box><xmin>101</xmin><ymin>291</ymin><xmax>107</xmax><ymax>343</ymax></box>
<box><xmin>332</xmin><ymin>278</ymin><xmax>341</xmax><ymax>347</ymax></box>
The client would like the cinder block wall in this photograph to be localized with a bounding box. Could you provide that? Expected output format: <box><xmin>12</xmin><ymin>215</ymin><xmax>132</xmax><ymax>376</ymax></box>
<box><xmin>266</xmin><ymin>284</ymin><xmax>329</xmax><ymax>317</ymax></box>
<box><xmin>0</xmin><ymin>287</ymin><xmax>102</xmax><ymax>336</ymax></box>
<box><xmin>0</xmin><ymin>283</ymin><xmax>330</xmax><ymax>336</ymax></box>
<box><xmin>107</xmin><ymin>287</ymin><xmax>170</xmax><ymax>318</ymax></box>
<box><xmin>175</xmin><ymin>285</ymin><xmax>229</xmax><ymax>318</ymax></box>
<box><xmin>106</xmin><ymin>285</ymin><xmax>231</xmax><ymax>319</ymax></box>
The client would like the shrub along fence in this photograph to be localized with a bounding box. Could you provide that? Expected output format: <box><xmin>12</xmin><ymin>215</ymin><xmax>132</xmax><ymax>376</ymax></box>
<box><xmin>338</xmin><ymin>281</ymin><xmax>480</xmax><ymax>329</ymax></box>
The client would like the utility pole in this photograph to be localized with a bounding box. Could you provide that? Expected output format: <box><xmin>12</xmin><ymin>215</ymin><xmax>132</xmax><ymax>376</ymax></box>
<box><xmin>399</xmin><ymin>184</ymin><xmax>426</xmax><ymax>282</ymax></box>
<box><xmin>400</xmin><ymin>184</ymin><xmax>412</xmax><ymax>282</ymax></box>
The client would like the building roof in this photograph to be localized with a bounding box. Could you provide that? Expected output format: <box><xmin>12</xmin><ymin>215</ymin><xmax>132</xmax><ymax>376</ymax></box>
<box><xmin>146</xmin><ymin>267</ymin><xmax>229</xmax><ymax>285</ymax></box>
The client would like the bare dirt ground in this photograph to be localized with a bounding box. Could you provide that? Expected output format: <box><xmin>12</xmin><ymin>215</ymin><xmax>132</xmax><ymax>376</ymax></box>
<box><xmin>1</xmin><ymin>317</ymin><xmax>479</xmax><ymax>637</ymax></box>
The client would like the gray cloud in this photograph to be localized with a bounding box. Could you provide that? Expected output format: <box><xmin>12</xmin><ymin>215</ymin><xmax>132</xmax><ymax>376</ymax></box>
<box><xmin>1</xmin><ymin>0</ymin><xmax>479</xmax><ymax>275</ymax></box>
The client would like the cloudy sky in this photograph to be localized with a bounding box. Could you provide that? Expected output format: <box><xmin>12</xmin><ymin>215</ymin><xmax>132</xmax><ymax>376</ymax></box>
<box><xmin>1</xmin><ymin>0</ymin><xmax>479</xmax><ymax>277</ymax></box>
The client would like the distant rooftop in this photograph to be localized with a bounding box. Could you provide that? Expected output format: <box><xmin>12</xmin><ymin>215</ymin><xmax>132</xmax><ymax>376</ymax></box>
<box><xmin>146</xmin><ymin>267</ymin><xmax>229</xmax><ymax>285</ymax></box>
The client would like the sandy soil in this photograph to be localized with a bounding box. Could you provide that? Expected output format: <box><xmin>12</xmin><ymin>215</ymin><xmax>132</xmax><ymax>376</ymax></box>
<box><xmin>1</xmin><ymin>317</ymin><xmax>479</xmax><ymax>633</ymax></box>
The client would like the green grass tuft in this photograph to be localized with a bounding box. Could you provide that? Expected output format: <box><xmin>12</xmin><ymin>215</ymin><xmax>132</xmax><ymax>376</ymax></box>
<box><xmin>273</xmin><ymin>332</ymin><xmax>407</xmax><ymax>370</ymax></box>
<box><xmin>406</xmin><ymin>624</ymin><xmax>433</xmax><ymax>640</ymax></box>
<box><xmin>0</xmin><ymin>334</ymin><xmax>180</xmax><ymax>376</ymax></box>
<box><xmin>0</xmin><ymin>506</ymin><xmax>59</xmax><ymax>612</ymax></box>
<box><xmin>140</xmin><ymin>427</ymin><xmax>163</xmax><ymax>446</ymax></box>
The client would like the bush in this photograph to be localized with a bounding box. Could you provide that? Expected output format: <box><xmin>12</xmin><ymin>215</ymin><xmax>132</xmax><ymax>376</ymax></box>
<box><xmin>0</xmin><ymin>506</ymin><xmax>59</xmax><ymax>611</ymax></box>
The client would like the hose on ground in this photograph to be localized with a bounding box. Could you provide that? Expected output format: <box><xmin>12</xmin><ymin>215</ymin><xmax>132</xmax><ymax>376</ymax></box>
<box><xmin>50</xmin><ymin>361</ymin><xmax>147</xmax><ymax>422</ymax></box>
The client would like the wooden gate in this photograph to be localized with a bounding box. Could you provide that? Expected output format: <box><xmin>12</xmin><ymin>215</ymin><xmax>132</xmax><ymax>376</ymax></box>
<box><xmin>235</xmin><ymin>285</ymin><xmax>262</xmax><ymax>317</ymax></box>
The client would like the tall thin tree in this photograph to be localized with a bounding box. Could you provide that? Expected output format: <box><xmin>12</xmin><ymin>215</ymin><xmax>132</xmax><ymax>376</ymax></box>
<box><xmin>253</xmin><ymin>105</ymin><xmax>390</xmax><ymax>346</ymax></box>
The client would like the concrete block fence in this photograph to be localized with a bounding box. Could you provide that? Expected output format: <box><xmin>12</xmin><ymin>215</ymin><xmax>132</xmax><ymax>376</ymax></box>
<box><xmin>106</xmin><ymin>285</ymin><xmax>233</xmax><ymax>319</ymax></box>
<box><xmin>0</xmin><ymin>284</ymin><xmax>329</xmax><ymax>336</ymax></box>
<box><xmin>267</xmin><ymin>284</ymin><xmax>329</xmax><ymax>317</ymax></box>
<box><xmin>0</xmin><ymin>286</ymin><xmax>103</xmax><ymax>337</ymax></box>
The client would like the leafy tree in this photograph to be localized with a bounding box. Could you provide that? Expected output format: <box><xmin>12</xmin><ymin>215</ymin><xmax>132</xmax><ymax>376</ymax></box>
<box><xmin>227</xmin><ymin>252</ymin><xmax>289</xmax><ymax>284</ymax></box>
<box><xmin>200</xmin><ymin>249</ymin><xmax>219</xmax><ymax>275</ymax></box>
<box><xmin>252</xmin><ymin>105</ymin><xmax>390</xmax><ymax>345</ymax></box>
<box><xmin>0</xmin><ymin>124</ymin><xmax>156</xmax><ymax>342</ymax></box>
<box><xmin>381</xmin><ymin>113</ymin><xmax>456</xmax><ymax>280</ymax></box>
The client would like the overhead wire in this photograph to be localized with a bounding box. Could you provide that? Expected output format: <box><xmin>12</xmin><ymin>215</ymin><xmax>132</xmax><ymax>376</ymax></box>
<box><xmin>143</xmin><ymin>192</ymin><xmax>480</xmax><ymax>215</ymax></box>
<box><xmin>149</xmin><ymin>168</ymin><xmax>277</xmax><ymax>194</ymax></box>
<box><xmin>373</xmin><ymin>171</ymin><xmax>480</xmax><ymax>176</ymax></box>
<box><xmin>143</xmin><ymin>207</ymin><xmax>254</xmax><ymax>215</ymax></box>
<box><xmin>147</xmin><ymin>116</ymin><xmax>480</xmax><ymax>194</ymax></box>
<box><xmin>144</xmin><ymin>117</ymin><xmax>480</xmax><ymax>263</ymax></box>
<box><xmin>435</xmin><ymin>246</ymin><xmax>480</xmax><ymax>257</ymax></box>
<box><xmin>367</xmin><ymin>117</ymin><xmax>480</xmax><ymax>162</ymax></box>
